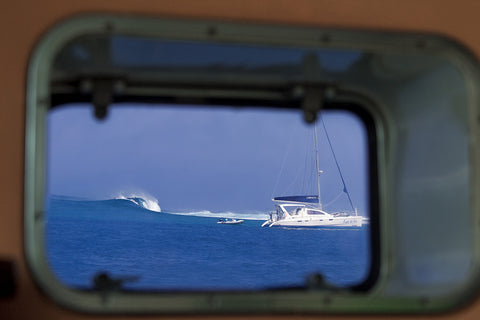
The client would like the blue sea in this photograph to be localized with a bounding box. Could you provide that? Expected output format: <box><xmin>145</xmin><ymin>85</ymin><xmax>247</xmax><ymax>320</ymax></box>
<box><xmin>46</xmin><ymin>195</ymin><xmax>370</xmax><ymax>291</ymax></box>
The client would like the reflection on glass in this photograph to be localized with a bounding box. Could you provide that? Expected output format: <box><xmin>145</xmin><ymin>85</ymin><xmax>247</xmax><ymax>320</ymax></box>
<box><xmin>46</xmin><ymin>105</ymin><xmax>370</xmax><ymax>290</ymax></box>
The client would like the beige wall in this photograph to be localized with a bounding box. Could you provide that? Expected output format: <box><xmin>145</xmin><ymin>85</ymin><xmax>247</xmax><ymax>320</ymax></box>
<box><xmin>1</xmin><ymin>1</ymin><xmax>480</xmax><ymax>318</ymax></box>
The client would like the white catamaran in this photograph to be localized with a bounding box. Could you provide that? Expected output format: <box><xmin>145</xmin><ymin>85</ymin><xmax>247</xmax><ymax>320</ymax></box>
<box><xmin>262</xmin><ymin>119</ymin><xmax>364</xmax><ymax>228</ymax></box>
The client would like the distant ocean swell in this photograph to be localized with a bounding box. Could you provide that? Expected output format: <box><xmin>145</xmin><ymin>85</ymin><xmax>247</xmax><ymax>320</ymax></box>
<box><xmin>49</xmin><ymin>194</ymin><xmax>268</xmax><ymax>220</ymax></box>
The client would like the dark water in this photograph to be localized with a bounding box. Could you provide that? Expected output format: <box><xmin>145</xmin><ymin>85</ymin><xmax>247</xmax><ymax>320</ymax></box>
<box><xmin>46</xmin><ymin>196</ymin><xmax>370</xmax><ymax>291</ymax></box>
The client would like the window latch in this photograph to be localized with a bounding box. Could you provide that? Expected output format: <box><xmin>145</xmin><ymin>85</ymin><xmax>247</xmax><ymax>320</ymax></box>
<box><xmin>91</xmin><ymin>79</ymin><xmax>125</xmax><ymax>120</ymax></box>
<box><xmin>93</xmin><ymin>272</ymin><xmax>139</xmax><ymax>303</ymax></box>
<box><xmin>298</xmin><ymin>53</ymin><xmax>324</xmax><ymax>123</ymax></box>
<box><xmin>301</xmin><ymin>86</ymin><xmax>323</xmax><ymax>123</ymax></box>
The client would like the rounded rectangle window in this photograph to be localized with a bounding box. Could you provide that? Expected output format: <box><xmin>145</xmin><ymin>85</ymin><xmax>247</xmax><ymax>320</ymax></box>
<box><xmin>25</xmin><ymin>15</ymin><xmax>480</xmax><ymax>314</ymax></box>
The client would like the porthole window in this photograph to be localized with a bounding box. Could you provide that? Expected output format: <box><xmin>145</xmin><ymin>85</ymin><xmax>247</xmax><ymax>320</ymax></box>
<box><xmin>25</xmin><ymin>15</ymin><xmax>480</xmax><ymax>314</ymax></box>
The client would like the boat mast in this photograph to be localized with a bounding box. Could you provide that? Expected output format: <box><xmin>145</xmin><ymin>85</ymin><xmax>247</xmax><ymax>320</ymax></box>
<box><xmin>314</xmin><ymin>122</ymin><xmax>322</xmax><ymax>210</ymax></box>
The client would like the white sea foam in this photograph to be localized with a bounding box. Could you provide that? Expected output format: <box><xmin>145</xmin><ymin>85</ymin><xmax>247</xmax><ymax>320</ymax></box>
<box><xmin>166</xmin><ymin>209</ymin><xmax>268</xmax><ymax>221</ymax></box>
<box><xmin>115</xmin><ymin>192</ymin><xmax>161</xmax><ymax>212</ymax></box>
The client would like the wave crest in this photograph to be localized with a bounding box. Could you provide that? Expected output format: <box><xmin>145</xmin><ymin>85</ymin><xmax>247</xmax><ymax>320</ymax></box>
<box><xmin>115</xmin><ymin>192</ymin><xmax>161</xmax><ymax>212</ymax></box>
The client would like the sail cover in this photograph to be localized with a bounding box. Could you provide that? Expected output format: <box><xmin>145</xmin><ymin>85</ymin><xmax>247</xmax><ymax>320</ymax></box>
<box><xmin>272</xmin><ymin>195</ymin><xmax>319</xmax><ymax>203</ymax></box>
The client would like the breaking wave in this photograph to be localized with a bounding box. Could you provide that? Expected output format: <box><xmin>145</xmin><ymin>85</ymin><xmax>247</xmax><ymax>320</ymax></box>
<box><xmin>115</xmin><ymin>193</ymin><xmax>161</xmax><ymax>212</ymax></box>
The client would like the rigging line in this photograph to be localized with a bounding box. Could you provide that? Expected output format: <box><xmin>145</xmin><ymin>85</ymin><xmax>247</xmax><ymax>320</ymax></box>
<box><xmin>284</xmin><ymin>124</ymin><xmax>311</xmax><ymax>196</ymax></box>
<box><xmin>301</xmin><ymin>127</ymin><xmax>313</xmax><ymax>194</ymax></box>
<box><xmin>271</xmin><ymin>124</ymin><xmax>297</xmax><ymax>199</ymax></box>
<box><xmin>323</xmin><ymin>190</ymin><xmax>344</xmax><ymax>208</ymax></box>
<box><xmin>284</xmin><ymin>148</ymin><xmax>305</xmax><ymax>195</ymax></box>
<box><xmin>320</xmin><ymin>117</ymin><xmax>356</xmax><ymax>212</ymax></box>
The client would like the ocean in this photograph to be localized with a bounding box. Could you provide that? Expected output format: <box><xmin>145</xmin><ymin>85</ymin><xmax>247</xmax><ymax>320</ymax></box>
<box><xmin>46</xmin><ymin>195</ymin><xmax>370</xmax><ymax>291</ymax></box>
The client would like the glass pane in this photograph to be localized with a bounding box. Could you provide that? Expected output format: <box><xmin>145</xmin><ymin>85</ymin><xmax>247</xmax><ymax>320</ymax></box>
<box><xmin>53</xmin><ymin>34</ymin><xmax>363</xmax><ymax>74</ymax></box>
<box><xmin>46</xmin><ymin>105</ymin><xmax>370</xmax><ymax>290</ymax></box>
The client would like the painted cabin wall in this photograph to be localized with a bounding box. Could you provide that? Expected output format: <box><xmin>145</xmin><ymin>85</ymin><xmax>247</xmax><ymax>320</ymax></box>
<box><xmin>2</xmin><ymin>0</ymin><xmax>480</xmax><ymax>319</ymax></box>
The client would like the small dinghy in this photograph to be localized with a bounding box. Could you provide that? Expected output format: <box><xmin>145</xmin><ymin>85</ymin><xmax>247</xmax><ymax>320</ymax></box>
<box><xmin>217</xmin><ymin>218</ymin><xmax>244</xmax><ymax>225</ymax></box>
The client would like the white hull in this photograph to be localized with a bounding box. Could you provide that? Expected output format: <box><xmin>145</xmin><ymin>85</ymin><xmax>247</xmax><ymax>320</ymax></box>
<box><xmin>265</xmin><ymin>216</ymin><xmax>362</xmax><ymax>228</ymax></box>
<box><xmin>262</xmin><ymin>204</ymin><xmax>363</xmax><ymax>228</ymax></box>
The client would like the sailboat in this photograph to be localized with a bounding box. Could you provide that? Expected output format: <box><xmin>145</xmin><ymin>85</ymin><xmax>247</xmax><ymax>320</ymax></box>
<box><xmin>261</xmin><ymin>119</ymin><xmax>363</xmax><ymax>228</ymax></box>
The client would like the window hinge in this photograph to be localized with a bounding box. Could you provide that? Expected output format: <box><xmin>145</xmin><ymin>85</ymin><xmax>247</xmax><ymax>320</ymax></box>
<box><xmin>91</xmin><ymin>79</ymin><xmax>126</xmax><ymax>120</ymax></box>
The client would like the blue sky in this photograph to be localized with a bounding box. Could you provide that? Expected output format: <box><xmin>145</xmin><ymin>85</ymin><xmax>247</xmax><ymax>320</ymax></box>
<box><xmin>47</xmin><ymin>104</ymin><xmax>368</xmax><ymax>216</ymax></box>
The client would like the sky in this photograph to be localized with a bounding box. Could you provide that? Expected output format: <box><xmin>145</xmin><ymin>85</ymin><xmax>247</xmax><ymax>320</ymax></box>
<box><xmin>47</xmin><ymin>104</ymin><xmax>368</xmax><ymax>216</ymax></box>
